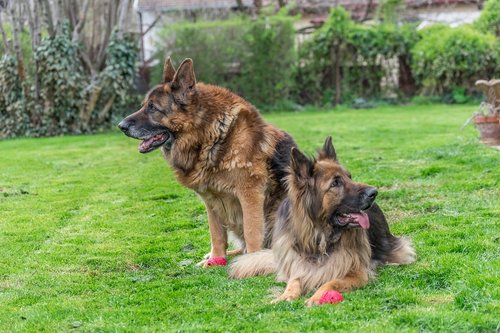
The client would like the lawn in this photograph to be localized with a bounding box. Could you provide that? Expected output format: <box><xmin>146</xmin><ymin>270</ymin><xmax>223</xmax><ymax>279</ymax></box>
<box><xmin>0</xmin><ymin>104</ymin><xmax>498</xmax><ymax>332</ymax></box>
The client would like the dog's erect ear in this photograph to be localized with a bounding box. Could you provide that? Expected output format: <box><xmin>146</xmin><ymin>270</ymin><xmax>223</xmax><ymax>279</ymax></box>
<box><xmin>171</xmin><ymin>58</ymin><xmax>196</xmax><ymax>104</ymax></box>
<box><xmin>291</xmin><ymin>147</ymin><xmax>313</xmax><ymax>181</ymax></box>
<box><xmin>162</xmin><ymin>57</ymin><xmax>176</xmax><ymax>83</ymax></box>
<box><xmin>318</xmin><ymin>136</ymin><xmax>337</xmax><ymax>161</ymax></box>
<box><xmin>172</xmin><ymin>58</ymin><xmax>196</xmax><ymax>90</ymax></box>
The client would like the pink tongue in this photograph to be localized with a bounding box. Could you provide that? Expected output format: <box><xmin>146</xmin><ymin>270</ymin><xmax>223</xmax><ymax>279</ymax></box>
<box><xmin>139</xmin><ymin>137</ymin><xmax>155</xmax><ymax>151</ymax></box>
<box><xmin>348</xmin><ymin>212</ymin><xmax>370</xmax><ymax>229</ymax></box>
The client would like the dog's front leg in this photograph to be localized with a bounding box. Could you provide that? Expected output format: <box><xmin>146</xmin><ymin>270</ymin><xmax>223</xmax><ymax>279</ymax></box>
<box><xmin>238</xmin><ymin>189</ymin><xmax>265</xmax><ymax>253</ymax></box>
<box><xmin>305</xmin><ymin>271</ymin><xmax>369</xmax><ymax>307</ymax></box>
<box><xmin>197</xmin><ymin>204</ymin><xmax>228</xmax><ymax>267</ymax></box>
<box><xmin>271</xmin><ymin>278</ymin><xmax>302</xmax><ymax>303</ymax></box>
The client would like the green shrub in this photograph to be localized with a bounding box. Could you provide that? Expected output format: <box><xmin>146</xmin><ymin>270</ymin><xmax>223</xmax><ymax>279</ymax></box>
<box><xmin>0</xmin><ymin>55</ymin><xmax>28</xmax><ymax>137</ymax></box>
<box><xmin>35</xmin><ymin>25</ymin><xmax>85</xmax><ymax>135</ymax></box>
<box><xmin>0</xmin><ymin>24</ymin><xmax>138</xmax><ymax>138</ymax></box>
<box><xmin>475</xmin><ymin>0</ymin><xmax>500</xmax><ymax>37</ymax></box>
<box><xmin>412</xmin><ymin>25</ymin><xmax>499</xmax><ymax>95</ymax></box>
<box><xmin>296</xmin><ymin>7</ymin><xmax>419</xmax><ymax>105</ymax></box>
<box><xmin>156</xmin><ymin>16</ymin><xmax>296</xmax><ymax>109</ymax></box>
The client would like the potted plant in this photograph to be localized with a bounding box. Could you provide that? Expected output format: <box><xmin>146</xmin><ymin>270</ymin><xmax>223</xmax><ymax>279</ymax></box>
<box><xmin>472</xmin><ymin>79</ymin><xmax>500</xmax><ymax>146</ymax></box>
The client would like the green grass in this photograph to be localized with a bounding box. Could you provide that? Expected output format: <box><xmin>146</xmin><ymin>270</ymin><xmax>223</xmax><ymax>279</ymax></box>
<box><xmin>0</xmin><ymin>104</ymin><xmax>498</xmax><ymax>332</ymax></box>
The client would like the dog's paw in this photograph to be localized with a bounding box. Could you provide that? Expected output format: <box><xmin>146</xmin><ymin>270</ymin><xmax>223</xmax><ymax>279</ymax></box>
<box><xmin>271</xmin><ymin>293</ymin><xmax>297</xmax><ymax>304</ymax></box>
<box><xmin>196</xmin><ymin>256</ymin><xmax>227</xmax><ymax>267</ymax></box>
<box><xmin>306</xmin><ymin>290</ymin><xmax>343</xmax><ymax>307</ymax></box>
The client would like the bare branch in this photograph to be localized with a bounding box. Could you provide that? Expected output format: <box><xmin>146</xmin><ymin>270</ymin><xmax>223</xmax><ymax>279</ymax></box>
<box><xmin>142</xmin><ymin>14</ymin><xmax>161</xmax><ymax>36</ymax></box>
<box><xmin>96</xmin><ymin>0</ymin><xmax>116</xmax><ymax>70</ymax></box>
<box><xmin>72</xmin><ymin>0</ymin><xmax>90</xmax><ymax>42</ymax></box>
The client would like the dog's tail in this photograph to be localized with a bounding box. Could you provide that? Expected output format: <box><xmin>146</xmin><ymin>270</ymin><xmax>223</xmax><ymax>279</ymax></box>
<box><xmin>388</xmin><ymin>236</ymin><xmax>416</xmax><ymax>265</ymax></box>
<box><xmin>229</xmin><ymin>249</ymin><xmax>276</xmax><ymax>279</ymax></box>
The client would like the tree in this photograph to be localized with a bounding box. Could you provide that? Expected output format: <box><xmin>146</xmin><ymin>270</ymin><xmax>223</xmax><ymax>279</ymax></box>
<box><xmin>0</xmin><ymin>0</ymin><xmax>138</xmax><ymax>137</ymax></box>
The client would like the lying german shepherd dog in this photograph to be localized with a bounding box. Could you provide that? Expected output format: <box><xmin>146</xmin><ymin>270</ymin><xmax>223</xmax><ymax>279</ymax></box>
<box><xmin>230</xmin><ymin>138</ymin><xmax>415</xmax><ymax>306</ymax></box>
<box><xmin>119</xmin><ymin>58</ymin><xmax>297</xmax><ymax>265</ymax></box>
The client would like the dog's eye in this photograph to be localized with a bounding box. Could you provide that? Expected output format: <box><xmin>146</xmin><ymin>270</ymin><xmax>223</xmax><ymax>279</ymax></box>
<box><xmin>330</xmin><ymin>177</ymin><xmax>342</xmax><ymax>188</ymax></box>
<box><xmin>147</xmin><ymin>102</ymin><xmax>157</xmax><ymax>113</ymax></box>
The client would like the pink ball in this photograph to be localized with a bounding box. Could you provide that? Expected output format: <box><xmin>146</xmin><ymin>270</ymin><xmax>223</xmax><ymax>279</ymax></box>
<box><xmin>206</xmin><ymin>256</ymin><xmax>227</xmax><ymax>266</ymax></box>
<box><xmin>319</xmin><ymin>290</ymin><xmax>344</xmax><ymax>305</ymax></box>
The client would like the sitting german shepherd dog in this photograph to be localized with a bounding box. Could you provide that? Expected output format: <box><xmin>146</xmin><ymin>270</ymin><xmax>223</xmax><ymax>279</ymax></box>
<box><xmin>119</xmin><ymin>58</ymin><xmax>297</xmax><ymax>265</ymax></box>
<box><xmin>230</xmin><ymin>138</ymin><xmax>415</xmax><ymax>306</ymax></box>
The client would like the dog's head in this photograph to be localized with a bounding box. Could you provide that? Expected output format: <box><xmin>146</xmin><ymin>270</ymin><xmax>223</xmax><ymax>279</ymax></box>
<box><xmin>289</xmin><ymin>137</ymin><xmax>377</xmax><ymax>229</ymax></box>
<box><xmin>118</xmin><ymin>57</ymin><xmax>198</xmax><ymax>153</ymax></box>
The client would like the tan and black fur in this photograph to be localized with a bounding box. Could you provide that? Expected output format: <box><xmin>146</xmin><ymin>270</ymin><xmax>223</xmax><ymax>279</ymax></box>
<box><xmin>230</xmin><ymin>138</ymin><xmax>415</xmax><ymax>306</ymax></box>
<box><xmin>118</xmin><ymin>58</ymin><xmax>297</xmax><ymax>265</ymax></box>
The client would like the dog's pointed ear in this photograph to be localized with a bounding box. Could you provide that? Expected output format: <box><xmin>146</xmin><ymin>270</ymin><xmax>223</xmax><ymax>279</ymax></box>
<box><xmin>290</xmin><ymin>147</ymin><xmax>313</xmax><ymax>181</ymax></box>
<box><xmin>162</xmin><ymin>57</ymin><xmax>176</xmax><ymax>83</ymax></box>
<box><xmin>172</xmin><ymin>58</ymin><xmax>196</xmax><ymax>91</ymax></box>
<box><xmin>318</xmin><ymin>136</ymin><xmax>337</xmax><ymax>161</ymax></box>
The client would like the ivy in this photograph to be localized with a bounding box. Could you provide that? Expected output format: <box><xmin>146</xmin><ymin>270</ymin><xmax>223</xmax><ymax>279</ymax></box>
<box><xmin>0</xmin><ymin>55</ymin><xmax>28</xmax><ymax>137</ymax></box>
<box><xmin>0</xmin><ymin>24</ymin><xmax>138</xmax><ymax>138</ymax></box>
<box><xmin>35</xmin><ymin>23</ymin><xmax>85</xmax><ymax>135</ymax></box>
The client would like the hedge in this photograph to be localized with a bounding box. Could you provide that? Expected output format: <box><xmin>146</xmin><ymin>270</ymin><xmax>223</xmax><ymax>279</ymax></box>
<box><xmin>412</xmin><ymin>24</ymin><xmax>500</xmax><ymax>95</ymax></box>
<box><xmin>295</xmin><ymin>7</ymin><xmax>419</xmax><ymax>105</ymax></box>
<box><xmin>156</xmin><ymin>16</ymin><xmax>296</xmax><ymax>108</ymax></box>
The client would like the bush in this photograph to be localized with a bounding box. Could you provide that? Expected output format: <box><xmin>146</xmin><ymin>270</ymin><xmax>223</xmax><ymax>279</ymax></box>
<box><xmin>35</xmin><ymin>25</ymin><xmax>85</xmax><ymax>135</ymax></box>
<box><xmin>296</xmin><ymin>7</ymin><xmax>419</xmax><ymax>105</ymax></box>
<box><xmin>475</xmin><ymin>0</ymin><xmax>500</xmax><ymax>37</ymax></box>
<box><xmin>412</xmin><ymin>25</ymin><xmax>499</xmax><ymax>95</ymax></box>
<box><xmin>156</xmin><ymin>16</ymin><xmax>296</xmax><ymax>109</ymax></box>
<box><xmin>0</xmin><ymin>25</ymin><xmax>138</xmax><ymax>138</ymax></box>
<box><xmin>0</xmin><ymin>55</ymin><xmax>28</xmax><ymax>137</ymax></box>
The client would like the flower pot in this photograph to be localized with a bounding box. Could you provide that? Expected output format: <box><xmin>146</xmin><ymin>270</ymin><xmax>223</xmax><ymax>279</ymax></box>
<box><xmin>474</xmin><ymin>116</ymin><xmax>500</xmax><ymax>145</ymax></box>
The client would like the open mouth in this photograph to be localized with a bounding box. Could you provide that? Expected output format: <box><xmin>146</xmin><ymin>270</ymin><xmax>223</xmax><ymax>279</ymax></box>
<box><xmin>335</xmin><ymin>211</ymin><xmax>370</xmax><ymax>229</ymax></box>
<box><xmin>139</xmin><ymin>132</ymin><xmax>171</xmax><ymax>153</ymax></box>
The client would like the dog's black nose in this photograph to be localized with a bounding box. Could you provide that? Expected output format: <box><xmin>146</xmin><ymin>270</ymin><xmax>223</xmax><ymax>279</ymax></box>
<box><xmin>118</xmin><ymin>120</ymin><xmax>130</xmax><ymax>132</ymax></box>
<box><xmin>363</xmin><ymin>187</ymin><xmax>378</xmax><ymax>202</ymax></box>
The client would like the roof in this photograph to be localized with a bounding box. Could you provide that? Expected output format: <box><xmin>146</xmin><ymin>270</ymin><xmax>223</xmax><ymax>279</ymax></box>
<box><xmin>137</xmin><ymin>0</ymin><xmax>255</xmax><ymax>11</ymax></box>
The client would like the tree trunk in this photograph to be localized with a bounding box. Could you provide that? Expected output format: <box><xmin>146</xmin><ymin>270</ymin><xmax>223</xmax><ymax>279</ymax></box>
<box><xmin>26</xmin><ymin>0</ymin><xmax>42</xmax><ymax>124</ymax></box>
<box><xmin>236</xmin><ymin>0</ymin><xmax>245</xmax><ymax>11</ymax></box>
<box><xmin>361</xmin><ymin>0</ymin><xmax>374</xmax><ymax>22</ymax></box>
<box><xmin>117</xmin><ymin>0</ymin><xmax>131</xmax><ymax>35</ymax></box>
<box><xmin>277</xmin><ymin>0</ymin><xmax>287</xmax><ymax>8</ymax></box>
<box><xmin>398</xmin><ymin>54</ymin><xmax>416</xmax><ymax>97</ymax></box>
<box><xmin>97</xmin><ymin>94</ymin><xmax>116</xmax><ymax>124</ymax></box>
<box><xmin>0</xmin><ymin>9</ymin><xmax>11</xmax><ymax>53</ymax></box>
<box><xmin>333</xmin><ymin>43</ymin><xmax>341</xmax><ymax>106</ymax></box>
<box><xmin>9</xmin><ymin>2</ymin><xmax>30</xmax><ymax>100</ymax></box>
<box><xmin>254</xmin><ymin>0</ymin><xmax>262</xmax><ymax>14</ymax></box>
<box><xmin>41</xmin><ymin>0</ymin><xmax>56</xmax><ymax>37</ymax></box>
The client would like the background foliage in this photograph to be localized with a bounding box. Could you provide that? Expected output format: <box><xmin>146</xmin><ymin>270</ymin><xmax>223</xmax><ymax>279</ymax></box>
<box><xmin>411</xmin><ymin>24</ymin><xmax>499</xmax><ymax>96</ymax></box>
<box><xmin>295</xmin><ymin>8</ymin><xmax>419</xmax><ymax>105</ymax></box>
<box><xmin>0</xmin><ymin>29</ymin><xmax>137</xmax><ymax>138</ymax></box>
<box><xmin>156</xmin><ymin>16</ymin><xmax>296</xmax><ymax>108</ymax></box>
<box><xmin>0</xmin><ymin>0</ymin><xmax>137</xmax><ymax>139</ymax></box>
<box><xmin>2</xmin><ymin>0</ymin><xmax>500</xmax><ymax>137</ymax></box>
<box><xmin>475</xmin><ymin>0</ymin><xmax>500</xmax><ymax>37</ymax></box>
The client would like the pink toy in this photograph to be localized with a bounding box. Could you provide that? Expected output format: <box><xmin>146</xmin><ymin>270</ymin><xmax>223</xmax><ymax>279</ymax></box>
<box><xmin>319</xmin><ymin>290</ymin><xmax>344</xmax><ymax>305</ymax></box>
<box><xmin>206</xmin><ymin>256</ymin><xmax>227</xmax><ymax>266</ymax></box>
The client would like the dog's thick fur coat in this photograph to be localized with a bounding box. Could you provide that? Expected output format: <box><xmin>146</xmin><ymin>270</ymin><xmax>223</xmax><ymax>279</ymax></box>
<box><xmin>230</xmin><ymin>139</ymin><xmax>415</xmax><ymax>305</ymax></box>
<box><xmin>119</xmin><ymin>58</ymin><xmax>296</xmax><ymax>264</ymax></box>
